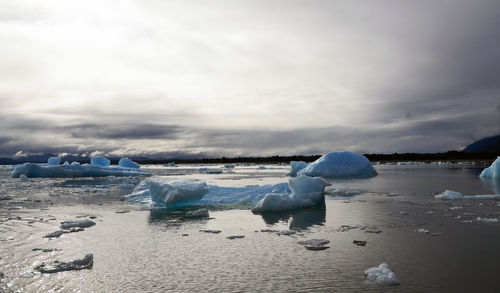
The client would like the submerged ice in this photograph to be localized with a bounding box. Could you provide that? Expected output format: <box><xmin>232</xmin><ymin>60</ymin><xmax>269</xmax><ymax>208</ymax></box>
<box><xmin>297</xmin><ymin>151</ymin><xmax>377</xmax><ymax>178</ymax></box>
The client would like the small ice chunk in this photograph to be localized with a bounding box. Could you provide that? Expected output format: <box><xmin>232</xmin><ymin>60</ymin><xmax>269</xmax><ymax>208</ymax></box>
<box><xmin>35</xmin><ymin>254</ymin><xmax>93</xmax><ymax>273</ymax></box>
<box><xmin>224</xmin><ymin>164</ymin><xmax>235</xmax><ymax>169</ymax></box>
<box><xmin>91</xmin><ymin>156</ymin><xmax>110</xmax><ymax>167</ymax></box>
<box><xmin>416</xmin><ymin>228</ymin><xmax>429</xmax><ymax>234</ymax></box>
<box><xmin>364</xmin><ymin>263</ymin><xmax>400</xmax><ymax>286</ymax></box>
<box><xmin>257</xmin><ymin>166</ymin><xmax>267</xmax><ymax>169</ymax></box>
<box><xmin>298</xmin><ymin>151</ymin><xmax>377</xmax><ymax>178</ymax></box>
<box><xmin>71</xmin><ymin>161</ymin><xmax>80</xmax><ymax>165</ymax></box>
<box><xmin>298</xmin><ymin>239</ymin><xmax>330</xmax><ymax>246</ymax></box>
<box><xmin>19</xmin><ymin>174</ymin><xmax>28</xmax><ymax>182</ymax></box>
<box><xmin>59</xmin><ymin>219</ymin><xmax>96</xmax><ymax>229</ymax></box>
<box><xmin>119</xmin><ymin>157</ymin><xmax>140</xmax><ymax>169</ymax></box>
<box><xmin>47</xmin><ymin>156</ymin><xmax>61</xmax><ymax>166</ymax></box>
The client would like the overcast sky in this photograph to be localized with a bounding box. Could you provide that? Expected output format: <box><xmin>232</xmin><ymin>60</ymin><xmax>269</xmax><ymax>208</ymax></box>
<box><xmin>1</xmin><ymin>0</ymin><xmax>499</xmax><ymax>158</ymax></box>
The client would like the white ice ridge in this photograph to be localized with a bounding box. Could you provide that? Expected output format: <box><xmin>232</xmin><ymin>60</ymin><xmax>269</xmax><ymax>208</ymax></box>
<box><xmin>435</xmin><ymin>190</ymin><xmax>500</xmax><ymax>200</ymax></box>
<box><xmin>129</xmin><ymin>178</ymin><xmax>209</xmax><ymax>205</ymax></box>
<box><xmin>364</xmin><ymin>263</ymin><xmax>400</xmax><ymax>286</ymax></box>
<box><xmin>480</xmin><ymin>157</ymin><xmax>500</xmax><ymax>180</ymax></box>
<box><xmin>11</xmin><ymin>156</ymin><xmax>150</xmax><ymax>178</ymax></box>
<box><xmin>287</xmin><ymin>161</ymin><xmax>308</xmax><ymax>177</ymax></box>
<box><xmin>251</xmin><ymin>175</ymin><xmax>330</xmax><ymax>213</ymax></box>
<box><xmin>298</xmin><ymin>151</ymin><xmax>377</xmax><ymax>178</ymax></box>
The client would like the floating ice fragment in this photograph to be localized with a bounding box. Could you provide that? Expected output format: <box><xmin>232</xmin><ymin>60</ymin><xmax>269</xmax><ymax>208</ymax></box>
<box><xmin>119</xmin><ymin>157</ymin><xmax>140</xmax><ymax>169</ymax></box>
<box><xmin>59</xmin><ymin>219</ymin><xmax>96</xmax><ymax>229</ymax></box>
<box><xmin>35</xmin><ymin>254</ymin><xmax>93</xmax><ymax>274</ymax></box>
<box><xmin>184</xmin><ymin>208</ymin><xmax>209</xmax><ymax>219</ymax></box>
<box><xmin>224</xmin><ymin>164</ymin><xmax>235</xmax><ymax>169</ymax></box>
<box><xmin>47</xmin><ymin>156</ymin><xmax>61</xmax><ymax>166</ymax></box>
<box><xmin>480</xmin><ymin>157</ymin><xmax>500</xmax><ymax>180</ymax></box>
<box><xmin>227</xmin><ymin>235</ymin><xmax>245</xmax><ymax>239</ymax></box>
<box><xmin>91</xmin><ymin>156</ymin><xmax>110</xmax><ymax>167</ymax></box>
<box><xmin>129</xmin><ymin>178</ymin><xmax>209</xmax><ymax>206</ymax></box>
<box><xmin>435</xmin><ymin>190</ymin><xmax>500</xmax><ymax>200</ymax></box>
<box><xmin>278</xmin><ymin>230</ymin><xmax>297</xmax><ymax>235</ymax></box>
<box><xmin>19</xmin><ymin>174</ymin><xmax>28</xmax><ymax>182</ymax></box>
<box><xmin>298</xmin><ymin>239</ymin><xmax>330</xmax><ymax>246</ymax></box>
<box><xmin>476</xmin><ymin>217</ymin><xmax>499</xmax><ymax>223</ymax></box>
<box><xmin>364</xmin><ymin>263</ymin><xmax>400</xmax><ymax>286</ymax></box>
<box><xmin>353</xmin><ymin>240</ymin><xmax>367</xmax><ymax>246</ymax></box>
<box><xmin>298</xmin><ymin>151</ymin><xmax>377</xmax><ymax>178</ymax></box>
<box><xmin>416</xmin><ymin>228</ymin><xmax>429</xmax><ymax>234</ymax></box>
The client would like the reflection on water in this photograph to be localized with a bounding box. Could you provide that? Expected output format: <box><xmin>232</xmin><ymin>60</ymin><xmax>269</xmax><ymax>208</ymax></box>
<box><xmin>259</xmin><ymin>200</ymin><xmax>326</xmax><ymax>230</ymax></box>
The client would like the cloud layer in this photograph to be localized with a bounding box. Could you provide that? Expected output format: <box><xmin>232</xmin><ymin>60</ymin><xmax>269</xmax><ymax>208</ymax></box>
<box><xmin>1</xmin><ymin>0</ymin><xmax>499</xmax><ymax>157</ymax></box>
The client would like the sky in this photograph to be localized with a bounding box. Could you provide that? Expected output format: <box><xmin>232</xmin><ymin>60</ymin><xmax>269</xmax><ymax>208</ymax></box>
<box><xmin>1</xmin><ymin>0</ymin><xmax>500</xmax><ymax>159</ymax></box>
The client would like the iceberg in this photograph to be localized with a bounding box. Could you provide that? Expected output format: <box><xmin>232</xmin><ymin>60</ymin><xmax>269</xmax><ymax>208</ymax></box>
<box><xmin>127</xmin><ymin>178</ymin><xmax>209</xmax><ymax>205</ymax></box>
<box><xmin>119</xmin><ymin>157</ymin><xmax>140</xmax><ymax>169</ymax></box>
<box><xmin>11</xmin><ymin>163</ymin><xmax>150</xmax><ymax>178</ymax></box>
<box><xmin>298</xmin><ymin>151</ymin><xmax>377</xmax><ymax>178</ymax></box>
<box><xmin>252</xmin><ymin>175</ymin><xmax>329</xmax><ymax>213</ymax></box>
<box><xmin>287</xmin><ymin>161</ymin><xmax>308</xmax><ymax>177</ymax></box>
<box><xmin>47</xmin><ymin>156</ymin><xmax>61</xmax><ymax>166</ymax></box>
<box><xmin>364</xmin><ymin>263</ymin><xmax>400</xmax><ymax>286</ymax></box>
<box><xmin>91</xmin><ymin>156</ymin><xmax>110</xmax><ymax>167</ymax></box>
<box><xmin>435</xmin><ymin>190</ymin><xmax>500</xmax><ymax>200</ymax></box>
<box><xmin>124</xmin><ymin>180</ymin><xmax>290</xmax><ymax>207</ymax></box>
<box><xmin>480</xmin><ymin>157</ymin><xmax>500</xmax><ymax>180</ymax></box>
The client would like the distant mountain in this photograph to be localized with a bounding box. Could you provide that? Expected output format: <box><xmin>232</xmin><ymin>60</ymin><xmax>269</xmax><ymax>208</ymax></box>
<box><xmin>463</xmin><ymin>134</ymin><xmax>500</xmax><ymax>152</ymax></box>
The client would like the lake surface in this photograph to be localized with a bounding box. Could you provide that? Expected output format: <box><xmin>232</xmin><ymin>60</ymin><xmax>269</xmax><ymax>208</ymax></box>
<box><xmin>1</xmin><ymin>163</ymin><xmax>500</xmax><ymax>292</ymax></box>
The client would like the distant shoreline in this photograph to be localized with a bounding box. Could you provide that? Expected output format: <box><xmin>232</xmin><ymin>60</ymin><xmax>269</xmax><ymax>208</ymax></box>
<box><xmin>3</xmin><ymin>151</ymin><xmax>498</xmax><ymax>165</ymax></box>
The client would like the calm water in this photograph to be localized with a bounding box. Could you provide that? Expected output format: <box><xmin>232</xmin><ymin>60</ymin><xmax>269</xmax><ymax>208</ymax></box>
<box><xmin>1</xmin><ymin>163</ymin><xmax>500</xmax><ymax>292</ymax></box>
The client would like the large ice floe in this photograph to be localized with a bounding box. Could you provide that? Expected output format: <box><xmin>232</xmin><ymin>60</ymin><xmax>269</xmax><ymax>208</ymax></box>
<box><xmin>251</xmin><ymin>175</ymin><xmax>330</xmax><ymax>213</ymax></box>
<box><xmin>364</xmin><ymin>263</ymin><xmax>400</xmax><ymax>286</ymax></box>
<box><xmin>11</xmin><ymin>156</ymin><xmax>150</xmax><ymax>178</ymax></box>
<box><xmin>297</xmin><ymin>151</ymin><xmax>377</xmax><ymax>178</ymax></box>
<box><xmin>124</xmin><ymin>175</ymin><xmax>329</xmax><ymax>212</ymax></box>
<box><xmin>124</xmin><ymin>177</ymin><xmax>290</xmax><ymax>207</ymax></box>
<box><xmin>435</xmin><ymin>190</ymin><xmax>500</xmax><ymax>200</ymax></box>
<box><xmin>480</xmin><ymin>157</ymin><xmax>500</xmax><ymax>180</ymax></box>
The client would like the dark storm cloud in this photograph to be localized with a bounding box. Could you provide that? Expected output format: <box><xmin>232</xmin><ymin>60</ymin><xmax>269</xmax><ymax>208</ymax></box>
<box><xmin>67</xmin><ymin>123</ymin><xmax>185</xmax><ymax>140</ymax></box>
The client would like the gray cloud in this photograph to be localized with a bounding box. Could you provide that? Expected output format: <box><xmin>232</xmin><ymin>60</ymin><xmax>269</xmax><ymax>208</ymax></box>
<box><xmin>0</xmin><ymin>0</ymin><xmax>499</xmax><ymax>158</ymax></box>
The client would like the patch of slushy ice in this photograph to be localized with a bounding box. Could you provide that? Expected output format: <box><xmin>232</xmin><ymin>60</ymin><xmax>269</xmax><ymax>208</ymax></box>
<box><xmin>435</xmin><ymin>190</ymin><xmax>500</xmax><ymax>200</ymax></box>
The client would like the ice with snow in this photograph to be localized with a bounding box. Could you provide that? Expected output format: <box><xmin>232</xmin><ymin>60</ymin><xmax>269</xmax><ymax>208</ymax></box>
<box><xmin>252</xmin><ymin>175</ymin><xmax>329</xmax><ymax>213</ymax></box>
<box><xmin>480</xmin><ymin>157</ymin><xmax>500</xmax><ymax>180</ymax></box>
<box><xmin>287</xmin><ymin>161</ymin><xmax>308</xmax><ymax>177</ymax></box>
<box><xmin>435</xmin><ymin>190</ymin><xmax>500</xmax><ymax>200</ymax></box>
<box><xmin>91</xmin><ymin>156</ymin><xmax>110</xmax><ymax>167</ymax></box>
<box><xmin>119</xmin><ymin>157</ymin><xmax>140</xmax><ymax>169</ymax></box>
<box><xmin>364</xmin><ymin>263</ymin><xmax>400</xmax><ymax>286</ymax></box>
<box><xmin>298</xmin><ymin>151</ymin><xmax>377</xmax><ymax>178</ymax></box>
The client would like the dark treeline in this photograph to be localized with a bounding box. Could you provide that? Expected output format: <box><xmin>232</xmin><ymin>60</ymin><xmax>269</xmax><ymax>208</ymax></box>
<box><xmin>364</xmin><ymin>151</ymin><xmax>499</xmax><ymax>162</ymax></box>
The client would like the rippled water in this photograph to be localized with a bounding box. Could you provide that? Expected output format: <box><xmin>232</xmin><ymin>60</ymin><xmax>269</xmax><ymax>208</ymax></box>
<box><xmin>1</xmin><ymin>163</ymin><xmax>500</xmax><ymax>292</ymax></box>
